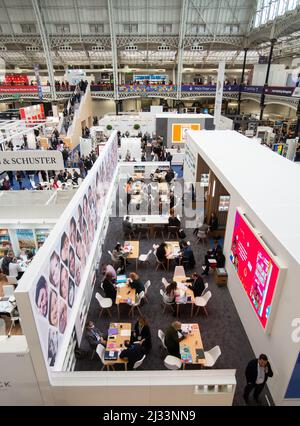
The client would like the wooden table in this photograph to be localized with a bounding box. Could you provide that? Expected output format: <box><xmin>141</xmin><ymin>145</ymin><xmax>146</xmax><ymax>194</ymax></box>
<box><xmin>124</xmin><ymin>240</ymin><xmax>139</xmax><ymax>270</ymax></box>
<box><xmin>179</xmin><ymin>323</ymin><xmax>205</xmax><ymax>369</ymax></box>
<box><xmin>115</xmin><ymin>280</ymin><xmax>136</xmax><ymax>319</ymax></box>
<box><xmin>104</xmin><ymin>322</ymin><xmax>132</xmax><ymax>370</ymax></box>
<box><xmin>173</xmin><ymin>275</ymin><xmax>195</xmax><ymax>317</ymax></box>
<box><xmin>166</xmin><ymin>241</ymin><xmax>181</xmax><ymax>271</ymax></box>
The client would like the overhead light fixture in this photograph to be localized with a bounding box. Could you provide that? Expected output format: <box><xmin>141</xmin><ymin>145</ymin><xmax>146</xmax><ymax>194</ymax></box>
<box><xmin>59</xmin><ymin>45</ymin><xmax>72</xmax><ymax>51</ymax></box>
<box><xmin>158</xmin><ymin>44</ymin><xmax>170</xmax><ymax>51</ymax></box>
<box><xmin>125</xmin><ymin>44</ymin><xmax>137</xmax><ymax>51</ymax></box>
<box><xmin>191</xmin><ymin>44</ymin><xmax>203</xmax><ymax>51</ymax></box>
<box><xmin>91</xmin><ymin>45</ymin><xmax>105</xmax><ymax>51</ymax></box>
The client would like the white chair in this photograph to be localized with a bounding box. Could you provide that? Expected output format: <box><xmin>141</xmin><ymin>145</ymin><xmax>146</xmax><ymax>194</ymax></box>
<box><xmin>174</xmin><ymin>265</ymin><xmax>185</xmax><ymax>277</ymax></box>
<box><xmin>194</xmin><ymin>291</ymin><xmax>212</xmax><ymax>317</ymax></box>
<box><xmin>158</xmin><ymin>329</ymin><xmax>167</xmax><ymax>350</ymax></box>
<box><xmin>144</xmin><ymin>280</ymin><xmax>151</xmax><ymax>303</ymax></box>
<box><xmin>3</xmin><ymin>285</ymin><xmax>15</xmax><ymax>297</ymax></box>
<box><xmin>197</xmin><ymin>230</ymin><xmax>208</xmax><ymax>246</ymax></box>
<box><xmin>160</xmin><ymin>289</ymin><xmax>174</xmax><ymax>313</ymax></box>
<box><xmin>138</xmin><ymin>250</ymin><xmax>152</xmax><ymax>268</ymax></box>
<box><xmin>164</xmin><ymin>355</ymin><xmax>182</xmax><ymax>370</ymax></box>
<box><xmin>162</xmin><ymin>277</ymin><xmax>169</xmax><ymax>289</ymax></box>
<box><xmin>153</xmin><ymin>244</ymin><xmax>159</xmax><ymax>253</ymax></box>
<box><xmin>6</xmin><ymin>276</ymin><xmax>18</xmax><ymax>285</ymax></box>
<box><xmin>96</xmin><ymin>343</ymin><xmax>114</xmax><ymax>371</ymax></box>
<box><xmin>201</xmin><ymin>282</ymin><xmax>209</xmax><ymax>296</ymax></box>
<box><xmin>133</xmin><ymin>354</ymin><xmax>146</xmax><ymax>370</ymax></box>
<box><xmin>129</xmin><ymin>291</ymin><xmax>144</xmax><ymax>317</ymax></box>
<box><xmin>154</xmin><ymin>252</ymin><xmax>167</xmax><ymax>272</ymax></box>
<box><xmin>203</xmin><ymin>345</ymin><xmax>221</xmax><ymax>367</ymax></box>
<box><xmin>77</xmin><ymin>177</ymin><xmax>83</xmax><ymax>185</ymax></box>
<box><xmin>95</xmin><ymin>292</ymin><xmax>112</xmax><ymax>318</ymax></box>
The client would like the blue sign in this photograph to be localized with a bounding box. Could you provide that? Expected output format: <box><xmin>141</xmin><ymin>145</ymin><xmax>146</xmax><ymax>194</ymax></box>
<box><xmin>285</xmin><ymin>352</ymin><xmax>300</xmax><ymax>398</ymax></box>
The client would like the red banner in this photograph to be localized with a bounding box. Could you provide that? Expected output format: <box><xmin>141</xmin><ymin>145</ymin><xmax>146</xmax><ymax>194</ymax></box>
<box><xmin>0</xmin><ymin>85</ymin><xmax>38</xmax><ymax>93</ymax></box>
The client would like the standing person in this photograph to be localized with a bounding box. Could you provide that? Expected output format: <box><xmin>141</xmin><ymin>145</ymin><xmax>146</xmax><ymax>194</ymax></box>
<box><xmin>131</xmin><ymin>316</ymin><xmax>152</xmax><ymax>354</ymax></box>
<box><xmin>16</xmin><ymin>171</ymin><xmax>23</xmax><ymax>190</ymax></box>
<box><xmin>62</xmin><ymin>148</ymin><xmax>69</xmax><ymax>168</ymax></box>
<box><xmin>125</xmin><ymin>178</ymin><xmax>133</xmax><ymax>212</ymax></box>
<box><xmin>164</xmin><ymin>321</ymin><xmax>185</xmax><ymax>359</ymax></box>
<box><xmin>243</xmin><ymin>354</ymin><xmax>273</xmax><ymax>405</ymax></box>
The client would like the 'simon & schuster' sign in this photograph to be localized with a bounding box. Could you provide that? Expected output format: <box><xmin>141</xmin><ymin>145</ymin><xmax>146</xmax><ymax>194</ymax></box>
<box><xmin>0</xmin><ymin>150</ymin><xmax>64</xmax><ymax>172</ymax></box>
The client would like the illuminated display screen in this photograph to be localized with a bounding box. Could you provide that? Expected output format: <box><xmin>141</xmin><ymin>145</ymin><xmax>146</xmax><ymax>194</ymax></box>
<box><xmin>230</xmin><ymin>210</ymin><xmax>281</xmax><ymax>329</ymax></box>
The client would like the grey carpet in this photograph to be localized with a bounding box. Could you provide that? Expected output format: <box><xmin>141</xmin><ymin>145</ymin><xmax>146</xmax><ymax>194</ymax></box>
<box><xmin>75</xmin><ymin>216</ymin><xmax>274</xmax><ymax>407</ymax></box>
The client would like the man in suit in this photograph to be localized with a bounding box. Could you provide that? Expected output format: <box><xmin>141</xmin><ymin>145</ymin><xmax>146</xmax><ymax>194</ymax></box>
<box><xmin>119</xmin><ymin>340</ymin><xmax>144</xmax><ymax>370</ymax></box>
<box><xmin>243</xmin><ymin>354</ymin><xmax>273</xmax><ymax>405</ymax></box>
<box><xmin>164</xmin><ymin>321</ymin><xmax>185</xmax><ymax>359</ymax></box>
<box><xmin>186</xmin><ymin>272</ymin><xmax>205</xmax><ymax>297</ymax></box>
<box><xmin>85</xmin><ymin>321</ymin><xmax>107</xmax><ymax>349</ymax></box>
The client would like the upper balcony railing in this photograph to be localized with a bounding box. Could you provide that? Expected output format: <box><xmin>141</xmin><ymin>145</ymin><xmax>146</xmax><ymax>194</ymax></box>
<box><xmin>0</xmin><ymin>84</ymin><xmax>298</xmax><ymax>99</ymax></box>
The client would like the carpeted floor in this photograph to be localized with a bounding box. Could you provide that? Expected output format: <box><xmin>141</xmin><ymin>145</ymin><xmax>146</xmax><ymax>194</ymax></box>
<box><xmin>75</xmin><ymin>215</ymin><xmax>274</xmax><ymax>407</ymax></box>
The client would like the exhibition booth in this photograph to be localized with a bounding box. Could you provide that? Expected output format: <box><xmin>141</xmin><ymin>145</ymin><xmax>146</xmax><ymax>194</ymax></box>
<box><xmin>185</xmin><ymin>129</ymin><xmax>300</xmax><ymax>406</ymax></box>
<box><xmin>0</xmin><ymin>190</ymin><xmax>76</xmax><ymax>256</ymax></box>
<box><xmin>0</xmin><ymin>131</ymin><xmax>238</xmax><ymax>406</ymax></box>
<box><xmin>156</xmin><ymin>113</ymin><xmax>214</xmax><ymax>148</ymax></box>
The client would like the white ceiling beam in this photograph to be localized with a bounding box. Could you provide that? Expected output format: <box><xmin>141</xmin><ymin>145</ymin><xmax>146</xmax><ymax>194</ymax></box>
<box><xmin>107</xmin><ymin>0</ymin><xmax>118</xmax><ymax>100</ymax></box>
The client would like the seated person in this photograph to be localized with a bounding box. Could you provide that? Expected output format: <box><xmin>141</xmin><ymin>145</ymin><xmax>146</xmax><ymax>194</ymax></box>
<box><xmin>209</xmin><ymin>212</ymin><xmax>219</xmax><ymax>231</ymax></box>
<box><xmin>131</xmin><ymin>315</ymin><xmax>152</xmax><ymax>354</ymax></box>
<box><xmin>156</xmin><ymin>242</ymin><xmax>170</xmax><ymax>264</ymax></box>
<box><xmin>185</xmin><ymin>272</ymin><xmax>205</xmax><ymax>297</ymax></box>
<box><xmin>72</xmin><ymin>169</ymin><xmax>80</xmax><ymax>184</ymax></box>
<box><xmin>112</xmin><ymin>243</ymin><xmax>128</xmax><ymax>273</ymax></box>
<box><xmin>193</xmin><ymin>217</ymin><xmax>210</xmax><ymax>236</ymax></box>
<box><xmin>168</xmin><ymin>209</ymin><xmax>181</xmax><ymax>227</ymax></box>
<box><xmin>85</xmin><ymin>320</ymin><xmax>107</xmax><ymax>349</ymax></box>
<box><xmin>128</xmin><ymin>272</ymin><xmax>145</xmax><ymax>294</ymax></box>
<box><xmin>202</xmin><ymin>241</ymin><xmax>224</xmax><ymax>276</ymax></box>
<box><xmin>101</xmin><ymin>263</ymin><xmax>117</xmax><ymax>280</ymax></box>
<box><xmin>8</xmin><ymin>257</ymin><xmax>24</xmax><ymax>280</ymax></box>
<box><xmin>102</xmin><ymin>272</ymin><xmax>117</xmax><ymax>301</ymax></box>
<box><xmin>165</xmin><ymin>167</ymin><xmax>175</xmax><ymax>184</ymax></box>
<box><xmin>163</xmin><ymin>281</ymin><xmax>177</xmax><ymax>304</ymax></box>
<box><xmin>119</xmin><ymin>340</ymin><xmax>145</xmax><ymax>370</ymax></box>
<box><xmin>164</xmin><ymin>321</ymin><xmax>185</xmax><ymax>359</ymax></box>
<box><xmin>122</xmin><ymin>216</ymin><xmax>134</xmax><ymax>236</ymax></box>
<box><xmin>177</xmin><ymin>241</ymin><xmax>195</xmax><ymax>268</ymax></box>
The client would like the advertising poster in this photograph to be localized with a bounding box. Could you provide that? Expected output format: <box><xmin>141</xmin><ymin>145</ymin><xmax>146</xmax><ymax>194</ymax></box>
<box><xmin>16</xmin><ymin>229</ymin><xmax>36</xmax><ymax>250</ymax></box>
<box><xmin>172</xmin><ymin>123</ymin><xmax>201</xmax><ymax>143</ymax></box>
<box><xmin>28</xmin><ymin>135</ymin><xmax>118</xmax><ymax>369</ymax></box>
<box><xmin>230</xmin><ymin>210</ymin><xmax>281</xmax><ymax>329</ymax></box>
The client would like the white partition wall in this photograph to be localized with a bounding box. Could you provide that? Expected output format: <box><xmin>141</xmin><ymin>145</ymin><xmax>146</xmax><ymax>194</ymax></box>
<box><xmin>186</xmin><ymin>129</ymin><xmax>300</xmax><ymax>406</ymax></box>
<box><xmin>15</xmin><ymin>132</ymin><xmax>119</xmax><ymax>373</ymax></box>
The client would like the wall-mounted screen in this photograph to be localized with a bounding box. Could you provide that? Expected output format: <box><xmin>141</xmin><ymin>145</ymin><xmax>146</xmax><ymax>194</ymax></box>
<box><xmin>230</xmin><ymin>210</ymin><xmax>283</xmax><ymax>330</ymax></box>
<box><xmin>219</xmin><ymin>195</ymin><xmax>230</xmax><ymax>211</ymax></box>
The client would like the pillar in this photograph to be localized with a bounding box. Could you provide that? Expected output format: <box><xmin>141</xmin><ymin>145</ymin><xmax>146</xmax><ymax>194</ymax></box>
<box><xmin>237</xmin><ymin>48</ymin><xmax>248</xmax><ymax>116</ymax></box>
<box><xmin>259</xmin><ymin>39</ymin><xmax>276</xmax><ymax>121</ymax></box>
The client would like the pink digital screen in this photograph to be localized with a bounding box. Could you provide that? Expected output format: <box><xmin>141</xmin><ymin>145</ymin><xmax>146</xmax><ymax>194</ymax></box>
<box><xmin>230</xmin><ymin>210</ymin><xmax>280</xmax><ymax>329</ymax></box>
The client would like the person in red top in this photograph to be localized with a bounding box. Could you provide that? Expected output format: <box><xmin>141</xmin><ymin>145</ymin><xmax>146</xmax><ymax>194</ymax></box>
<box><xmin>52</xmin><ymin>177</ymin><xmax>59</xmax><ymax>189</ymax></box>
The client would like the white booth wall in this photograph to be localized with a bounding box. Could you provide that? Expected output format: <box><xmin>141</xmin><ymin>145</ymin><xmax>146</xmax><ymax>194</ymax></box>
<box><xmin>186</xmin><ymin>130</ymin><xmax>300</xmax><ymax>406</ymax></box>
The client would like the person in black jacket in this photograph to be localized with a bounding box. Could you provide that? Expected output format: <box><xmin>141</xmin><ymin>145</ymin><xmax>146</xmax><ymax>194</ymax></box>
<box><xmin>243</xmin><ymin>354</ymin><xmax>273</xmax><ymax>404</ymax></box>
<box><xmin>85</xmin><ymin>320</ymin><xmax>107</xmax><ymax>349</ymax></box>
<box><xmin>186</xmin><ymin>272</ymin><xmax>205</xmax><ymax>297</ymax></box>
<box><xmin>119</xmin><ymin>340</ymin><xmax>145</xmax><ymax>370</ymax></box>
<box><xmin>102</xmin><ymin>272</ymin><xmax>117</xmax><ymax>302</ymax></box>
<box><xmin>131</xmin><ymin>316</ymin><xmax>152</xmax><ymax>354</ymax></box>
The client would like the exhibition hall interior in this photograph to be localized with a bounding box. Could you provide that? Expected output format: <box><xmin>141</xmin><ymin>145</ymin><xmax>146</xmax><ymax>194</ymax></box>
<box><xmin>0</xmin><ymin>0</ymin><xmax>300</xmax><ymax>408</ymax></box>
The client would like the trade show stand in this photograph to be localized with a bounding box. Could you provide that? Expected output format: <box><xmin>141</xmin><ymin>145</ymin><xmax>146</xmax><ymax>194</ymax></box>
<box><xmin>186</xmin><ymin>129</ymin><xmax>300</xmax><ymax>406</ymax></box>
<box><xmin>118</xmin><ymin>161</ymin><xmax>170</xmax><ymax>180</ymax></box>
<box><xmin>166</xmin><ymin>148</ymin><xmax>185</xmax><ymax>165</ymax></box>
<box><xmin>156</xmin><ymin>113</ymin><xmax>214</xmax><ymax>148</ymax></box>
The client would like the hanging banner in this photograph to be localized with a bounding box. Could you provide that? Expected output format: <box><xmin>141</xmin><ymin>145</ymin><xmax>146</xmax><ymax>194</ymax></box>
<box><xmin>214</xmin><ymin>60</ymin><xmax>225</xmax><ymax>130</ymax></box>
<box><xmin>0</xmin><ymin>150</ymin><xmax>64</xmax><ymax>172</ymax></box>
<box><xmin>34</xmin><ymin>64</ymin><xmax>43</xmax><ymax>101</ymax></box>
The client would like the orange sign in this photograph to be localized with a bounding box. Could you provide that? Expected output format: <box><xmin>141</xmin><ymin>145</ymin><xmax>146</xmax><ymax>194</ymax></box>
<box><xmin>172</xmin><ymin>123</ymin><xmax>201</xmax><ymax>143</ymax></box>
